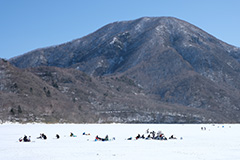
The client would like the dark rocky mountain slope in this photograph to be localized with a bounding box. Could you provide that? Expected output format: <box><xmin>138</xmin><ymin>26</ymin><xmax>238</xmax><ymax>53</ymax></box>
<box><xmin>6</xmin><ymin>17</ymin><xmax>240</xmax><ymax>123</ymax></box>
<box><xmin>1</xmin><ymin>58</ymin><xmax>219</xmax><ymax>123</ymax></box>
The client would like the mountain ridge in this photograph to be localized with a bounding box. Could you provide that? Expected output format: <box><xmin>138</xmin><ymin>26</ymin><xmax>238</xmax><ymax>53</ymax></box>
<box><xmin>4</xmin><ymin>16</ymin><xmax>240</xmax><ymax>123</ymax></box>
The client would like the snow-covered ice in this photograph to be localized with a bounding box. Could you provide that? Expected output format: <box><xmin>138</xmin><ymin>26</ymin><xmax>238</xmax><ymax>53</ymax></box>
<box><xmin>0</xmin><ymin>123</ymin><xmax>239</xmax><ymax>160</ymax></box>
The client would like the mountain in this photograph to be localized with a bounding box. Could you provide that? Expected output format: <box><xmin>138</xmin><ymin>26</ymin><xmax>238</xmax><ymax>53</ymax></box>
<box><xmin>6</xmin><ymin>17</ymin><xmax>240</xmax><ymax>123</ymax></box>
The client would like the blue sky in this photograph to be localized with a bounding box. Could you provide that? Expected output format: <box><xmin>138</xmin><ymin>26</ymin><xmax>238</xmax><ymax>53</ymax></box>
<box><xmin>0</xmin><ymin>0</ymin><xmax>239</xmax><ymax>59</ymax></box>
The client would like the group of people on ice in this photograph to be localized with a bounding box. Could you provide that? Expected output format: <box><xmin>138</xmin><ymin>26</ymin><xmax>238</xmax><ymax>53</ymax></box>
<box><xmin>19</xmin><ymin>133</ymin><xmax>60</xmax><ymax>142</ymax></box>
<box><xmin>128</xmin><ymin>129</ymin><xmax>176</xmax><ymax>140</ymax></box>
<box><xmin>19</xmin><ymin>129</ymin><xmax>177</xmax><ymax>142</ymax></box>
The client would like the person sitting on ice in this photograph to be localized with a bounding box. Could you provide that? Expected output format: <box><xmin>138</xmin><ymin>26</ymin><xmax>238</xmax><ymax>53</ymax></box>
<box><xmin>104</xmin><ymin>135</ymin><xmax>109</xmax><ymax>141</ymax></box>
<box><xmin>23</xmin><ymin>135</ymin><xmax>31</xmax><ymax>142</ymax></box>
<box><xmin>70</xmin><ymin>132</ymin><xmax>77</xmax><ymax>137</ymax></box>
<box><xmin>153</xmin><ymin>131</ymin><xmax>162</xmax><ymax>140</ymax></box>
<box><xmin>141</xmin><ymin>134</ymin><xmax>145</xmax><ymax>139</ymax></box>
<box><xmin>56</xmin><ymin>134</ymin><xmax>60</xmax><ymax>139</ymax></box>
<box><xmin>160</xmin><ymin>134</ymin><xmax>167</xmax><ymax>140</ymax></box>
<box><xmin>169</xmin><ymin>135</ymin><xmax>176</xmax><ymax>139</ymax></box>
<box><xmin>95</xmin><ymin>135</ymin><xmax>101</xmax><ymax>141</ymax></box>
<box><xmin>127</xmin><ymin>137</ymin><xmax>132</xmax><ymax>140</ymax></box>
<box><xmin>157</xmin><ymin>131</ymin><xmax>162</xmax><ymax>137</ymax></box>
<box><xmin>145</xmin><ymin>134</ymin><xmax>151</xmax><ymax>140</ymax></box>
<box><xmin>23</xmin><ymin>135</ymin><xmax>28</xmax><ymax>142</ymax></box>
<box><xmin>136</xmin><ymin>134</ymin><xmax>140</xmax><ymax>140</ymax></box>
<box><xmin>37</xmin><ymin>133</ymin><xmax>47</xmax><ymax>140</ymax></box>
<box><xmin>42</xmin><ymin>133</ymin><xmax>47</xmax><ymax>140</ymax></box>
<box><xmin>150</xmin><ymin>131</ymin><xmax>156</xmax><ymax>139</ymax></box>
<box><xmin>83</xmin><ymin>132</ymin><xmax>90</xmax><ymax>136</ymax></box>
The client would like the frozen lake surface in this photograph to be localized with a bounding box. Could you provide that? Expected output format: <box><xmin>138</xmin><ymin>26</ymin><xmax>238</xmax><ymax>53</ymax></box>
<box><xmin>0</xmin><ymin>123</ymin><xmax>239</xmax><ymax>160</ymax></box>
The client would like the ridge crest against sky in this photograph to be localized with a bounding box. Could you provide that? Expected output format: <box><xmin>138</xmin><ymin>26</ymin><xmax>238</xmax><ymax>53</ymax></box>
<box><xmin>0</xmin><ymin>0</ymin><xmax>239</xmax><ymax>59</ymax></box>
